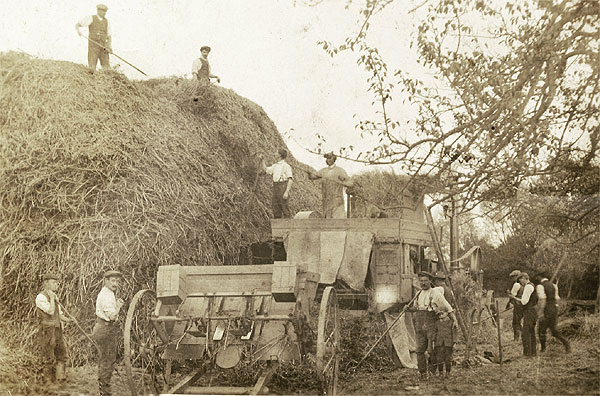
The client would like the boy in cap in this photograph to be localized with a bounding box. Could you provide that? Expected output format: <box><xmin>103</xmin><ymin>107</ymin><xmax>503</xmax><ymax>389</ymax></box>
<box><xmin>309</xmin><ymin>152</ymin><xmax>353</xmax><ymax>218</ymax></box>
<box><xmin>75</xmin><ymin>4</ymin><xmax>112</xmax><ymax>71</ymax></box>
<box><xmin>506</xmin><ymin>270</ymin><xmax>524</xmax><ymax>341</ymax></box>
<box><xmin>93</xmin><ymin>270</ymin><xmax>125</xmax><ymax>396</ymax></box>
<box><xmin>35</xmin><ymin>273</ymin><xmax>72</xmax><ymax>384</ymax></box>
<box><xmin>261</xmin><ymin>149</ymin><xmax>294</xmax><ymax>218</ymax></box>
<box><xmin>192</xmin><ymin>45</ymin><xmax>221</xmax><ymax>85</ymax></box>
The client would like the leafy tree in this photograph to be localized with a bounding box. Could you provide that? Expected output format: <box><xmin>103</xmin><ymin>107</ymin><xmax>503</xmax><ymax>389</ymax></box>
<box><xmin>313</xmin><ymin>0</ymin><xmax>598</xmax><ymax>211</ymax></box>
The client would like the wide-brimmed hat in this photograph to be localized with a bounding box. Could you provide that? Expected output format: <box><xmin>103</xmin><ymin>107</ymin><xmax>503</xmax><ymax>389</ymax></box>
<box><xmin>433</xmin><ymin>271</ymin><xmax>446</xmax><ymax>280</ymax></box>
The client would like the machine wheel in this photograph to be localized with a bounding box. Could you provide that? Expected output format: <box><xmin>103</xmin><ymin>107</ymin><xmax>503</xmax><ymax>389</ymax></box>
<box><xmin>316</xmin><ymin>286</ymin><xmax>340</xmax><ymax>395</ymax></box>
<box><xmin>124</xmin><ymin>289</ymin><xmax>166</xmax><ymax>396</ymax></box>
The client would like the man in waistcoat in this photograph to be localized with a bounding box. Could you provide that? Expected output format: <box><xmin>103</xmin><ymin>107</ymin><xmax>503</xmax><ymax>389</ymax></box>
<box><xmin>506</xmin><ymin>269</ymin><xmax>524</xmax><ymax>341</ymax></box>
<box><xmin>76</xmin><ymin>4</ymin><xmax>112</xmax><ymax>71</ymax></box>
<box><xmin>509</xmin><ymin>272</ymin><xmax>538</xmax><ymax>356</ymax></box>
<box><xmin>432</xmin><ymin>272</ymin><xmax>456</xmax><ymax>377</ymax></box>
<box><xmin>535</xmin><ymin>273</ymin><xmax>571</xmax><ymax>353</ymax></box>
<box><xmin>192</xmin><ymin>46</ymin><xmax>221</xmax><ymax>85</ymax></box>
<box><xmin>261</xmin><ymin>149</ymin><xmax>293</xmax><ymax>218</ymax></box>
<box><xmin>408</xmin><ymin>271</ymin><xmax>456</xmax><ymax>380</ymax></box>
<box><xmin>93</xmin><ymin>270</ymin><xmax>125</xmax><ymax>396</ymax></box>
<box><xmin>35</xmin><ymin>273</ymin><xmax>73</xmax><ymax>384</ymax></box>
<box><xmin>308</xmin><ymin>152</ymin><xmax>353</xmax><ymax>218</ymax></box>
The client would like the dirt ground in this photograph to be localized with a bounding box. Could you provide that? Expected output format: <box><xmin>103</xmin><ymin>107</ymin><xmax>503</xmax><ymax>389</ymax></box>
<box><xmin>1</xmin><ymin>308</ymin><xmax>598</xmax><ymax>396</ymax></box>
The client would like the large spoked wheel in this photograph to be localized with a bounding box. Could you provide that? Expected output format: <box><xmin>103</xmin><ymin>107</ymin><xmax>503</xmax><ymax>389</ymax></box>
<box><xmin>316</xmin><ymin>286</ymin><xmax>340</xmax><ymax>395</ymax></box>
<box><xmin>124</xmin><ymin>289</ymin><xmax>166</xmax><ymax>396</ymax></box>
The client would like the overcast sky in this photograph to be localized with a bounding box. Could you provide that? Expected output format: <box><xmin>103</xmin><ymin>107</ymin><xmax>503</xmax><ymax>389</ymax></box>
<box><xmin>0</xmin><ymin>0</ymin><xmax>426</xmax><ymax>174</ymax></box>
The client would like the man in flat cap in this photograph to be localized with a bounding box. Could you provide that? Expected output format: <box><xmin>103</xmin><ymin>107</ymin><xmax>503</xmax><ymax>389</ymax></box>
<box><xmin>192</xmin><ymin>45</ymin><xmax>220</xmax><ymax>86</ymax></box>
<box><xmin>408</xmin><ymin>271</ymin><xmax>456</xmax><ymax>380</ymax></box>
<box><xmin>260</xmin><ymin>149</ymin><xmax>293</xmax><ymax>218</ymax></box>
<box><xmin>309</xmin><ymin>152</ymin><xmax>353</xmax><ymax>218</ymax></box>
<box><xmin>35</xmin><ymin>273</ymin><xmax>72</xmax><ymax>385</ymax></box>
<box><xmin>508</xmin><ymin>272</ymin><xmax>538</xmax><ymax>356</ymax></box>
<box><xmin>92</xmin><ymin>270</ymin><xmax>124</xmax><ymax>396</ymax></box>
<box><xmin>506</xmin><ymin>269</ymin><xmax>524</xmax><ymax>341</ymax></box>
<box><xmin>75</xmin><ymin>4</ymin><xmax>112</xmax><ymax>71</ymax></box>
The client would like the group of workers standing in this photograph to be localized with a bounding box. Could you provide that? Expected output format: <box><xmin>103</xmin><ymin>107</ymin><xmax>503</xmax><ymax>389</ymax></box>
<box><xmin>261</xmin><ymin>150</ymin><xmax>353</xmax><ymax>219</ymax></box>
<box><xmin>507</xmin><ymin>270</ymin><xmax>571</xmax><ymax>357</ymax></box>
<box><xmin>36</xmin><ymin>271</ymin><xmax>125</xmax><ymax>396</ymax></box>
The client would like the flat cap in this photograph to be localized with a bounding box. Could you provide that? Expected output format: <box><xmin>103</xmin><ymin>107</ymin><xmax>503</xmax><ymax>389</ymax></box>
<box><xmin>42</xmin><ymin>273</ymin><xmax>60</xmax><ymax>281</ymax></box>
<box><xmin>417</xmin><ymin>271</ymin><xmax>434</xmax><ymax>279</ymax></box>
<box><xmin>200</xmin><ymin>45</ymin><xmax>211</xmax><ymax>52</ymax></box>
<box><xmin>433</xmin><ymin>271</ymin><xmax>446</xmax><ymax>279</ymax></box>
<box><xmin>517</xmin><ymin>272</ymin><xmax>529</xmax><ymax>281</ymax></box>
<box><xmin>509</xmin><ymin>270</ymin><xmax>521</xmax><ymax>278</ymax></box>
<box><xmin>104</xmin><ymin>270</ymin><xmax>122</xmax><ymax>278</ymax></box>
<box><xmin>324</xmin><ymin>152</ymin><xmax>337</xmax><ymax>160</ymax></box>
<box><xmin>96</xmin><ymin>4</ymin><xmax>108</xmax><ymax>10</ymax></box>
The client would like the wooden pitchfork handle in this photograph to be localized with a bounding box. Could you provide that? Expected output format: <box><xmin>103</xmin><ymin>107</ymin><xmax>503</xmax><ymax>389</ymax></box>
<box><xmin>79</xmin><ymin>33</ymin><xmax>147</xmax><ymax>76</ymax></box>
<box><xmin>57</xmin><ymin>301</ymin><xmax>100</xmax><ymax>352</ymax></box>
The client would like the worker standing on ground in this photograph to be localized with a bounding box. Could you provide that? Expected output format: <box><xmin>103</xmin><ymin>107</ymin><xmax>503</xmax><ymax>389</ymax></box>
<box><xmin>260</xmin><ymin>149</ymin><xmax>293</xmax><ymax>218</ymax></box>
<box><xmin>506</xmin><ymin>269</ymin><xmax>524</xmax><ymax>341</ymax></box>
<box><xmin>192</xmin><ymin>46</ymin><xmax>220</xmax><ymax>85</ymax></box>
<box><xmin>35</xmin><ymin>273</ymin><xmax>72</xmax><ymax>385</ymax></box>
<box><xmin>432</xmin><ymin>272</ymin><xmax>456</xmax><ymax>378</ymax></box>
<box><xmin>535</xmin><ymin>273</ymin><xmax>571</xmax><ymax>353</ymax></box>
<box><xmin>509</xmin><ymin>272</ymin><xmax>538</xmax><ymax>357</ymax></box>
<box><xmin>75</xmin><ymin>4</ymin><xmax>112</xmax><ymax>71</ymax></box>
<box><xmin>309</xmin><ymin>152</ymin><xmax>353</xmax><ymax>218</ymax></box>
<box><xmin>93</xmin><ymin>270</ymin><xmax>125</xmax><ymax>396</ymax></box>
<box><xmin>408</xmin><ymin>271</ymin><xmax>456</xmax><ymax>381</ymax></box>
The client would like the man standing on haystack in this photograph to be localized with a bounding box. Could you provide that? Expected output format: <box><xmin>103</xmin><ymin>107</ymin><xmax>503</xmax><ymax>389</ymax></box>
<box><xmin>506</xmin><ymin>269</ymin><xmax>524</xmax><ymax>341</ymax></box>
<box><xmin>309</xmin><ymin>152</ymin><xmax>353</xmax><ymax>218</ymax></box>
<box><xmin>192</xmin><ymin>46</ymin><xmax>220</xmax><ymax>85</ymax></box>
<box><xmin>93</xmin><ymin>270</ymin><xmax>125</xmax><ymax>396</ymax></box>
<box><xmin>35</xmin><ymin>273</ymin><xmax>73</xmax><ymax>385</ymax></box>
<box><xmin>261</xmin><ymin>149</ymin><xmax>293</xmax><ymax>218</ymax></box>
<box><xmin>75</xmin><ymin>4</ymin><xmax>112</xmax><ymax>71</ymax></box>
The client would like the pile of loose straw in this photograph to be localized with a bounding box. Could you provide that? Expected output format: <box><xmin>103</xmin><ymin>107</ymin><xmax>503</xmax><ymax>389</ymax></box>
<box><xmin>0</xmin><ymin>52</ymin><xmax>319</xmax><ymax>364</ymax></box>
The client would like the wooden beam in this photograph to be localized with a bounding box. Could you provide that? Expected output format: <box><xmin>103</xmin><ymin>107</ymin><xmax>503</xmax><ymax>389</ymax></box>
<box><xmin>166</xmin><ymin>366</ymin><xmax>206</xmax><ymax>394</ymax></box>
<box><xmin>250</xmin><ymin>362</ymin><xmax>279</xmax><ymax>395</ymax></box>
<box><xmin>185</xmin><ymin>386</ymin><xmax>257</xmax><ymax>395</ymax></box>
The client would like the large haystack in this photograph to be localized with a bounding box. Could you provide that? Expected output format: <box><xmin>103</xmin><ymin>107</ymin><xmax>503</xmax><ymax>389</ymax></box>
<box><xmin>0</xmin><ymin>52</ymin><xmax>319</xmax><ymax>360</ymax></box>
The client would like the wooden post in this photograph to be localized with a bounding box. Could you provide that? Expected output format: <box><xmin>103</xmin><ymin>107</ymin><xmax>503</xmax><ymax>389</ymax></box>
<box><xmin>495</xmin><ymin>299</ymin><xmax>503</xmax><ymax>366</ymax></box>
<box><xmin>424</xmin><ymin>207</ymin><xmax>469</xmax><ymax>342</ymax></box>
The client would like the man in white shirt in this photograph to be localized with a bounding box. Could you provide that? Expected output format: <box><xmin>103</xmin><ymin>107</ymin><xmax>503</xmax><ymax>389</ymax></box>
<box><xmin>261</xmin><ymin>149</ymin><xmax>293</xmax><ymax>218</ymax></box>
<box><xmin>192</xmin><ymin>46</ymin><xmax>220</xmax><ymax>86</ymax></box>
<box><xmin>92</xmin><ymin>270</ymin><xmax>125</xmax><ymax>396</ymax></box>
<box><xmin>508</xmin><ymin>272</ymin><xmax>538</xmax><ymax>356</ymax></box>
<box><xmin>409</xmin><ymin>271</ymin><xmax>456</xmax><ymax>380</ymax></box>
<box><xmin>75</xmin><ymin>4</ymin><xmax>112</xmax><ymax>71</ymax></box>
<box><xmin>535</xmin><ymin>273</ymin><xmax>570</xmax><ymax>353</ymax></box>
<box><xmin>309</xmin><ymin>152</ymin><xmax>353</xmax><ymax>218</ymax></box>
<box><xmin>35</xmin><ymin>273</ymin><xmax>72</xmax><ymax>384</ymax></box>
<box><xmin>506</xmin><ymin>270</ymin><xmax>524</xmax><ymax>341</ymax></box>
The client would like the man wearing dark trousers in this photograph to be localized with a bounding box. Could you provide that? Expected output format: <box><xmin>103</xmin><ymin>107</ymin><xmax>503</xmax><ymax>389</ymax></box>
<box><xmin>261</xmin><ymin>149</ymin><xmax>293</xmax><ymax>218</ymax></box>
<box><xmin>506</xmin><ymin>270</ymin><xmax>524</xmax><ymax>341</ymax></box>
<box><xmin>409</xmin><ymin>271</ymin><xmax>456</xmax><ymax>380</ymax></box>
<box><xmin>93</xmin><ymin>270</ymin><xmax>124</xmax><ymax>396</ymax></box>
<box><xmin>35</xmin><ymin>273</ymin><xmax>73</xmax><ymax>385</ymax></box>
<box><xmin>75</xmin><ymin>4</ymin><xmax>112</xmax><ymax>71</ymax></box>
<box><xmin>535</xmin><ymin>273</ymin><xmax>571</xmax><ymax>353</ymax></box>
<box><xmin>509</xmin><ymin>272</ymin><xmax>538</xmax><ymax>356</ymax></box>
